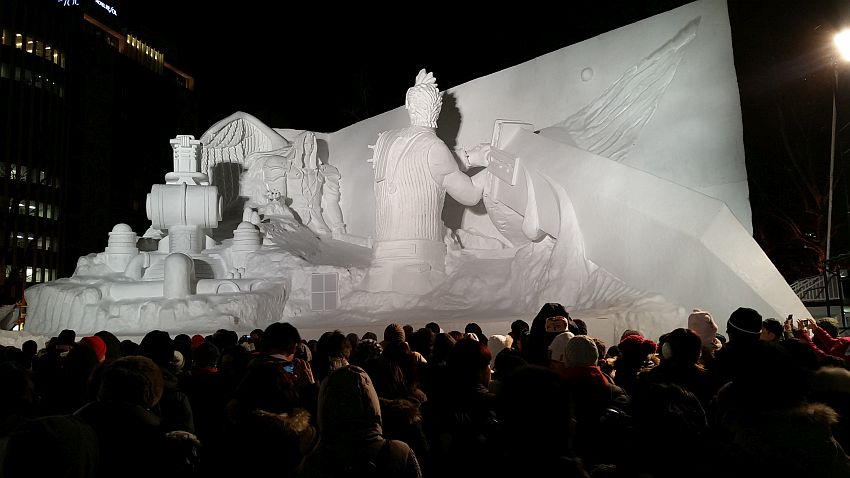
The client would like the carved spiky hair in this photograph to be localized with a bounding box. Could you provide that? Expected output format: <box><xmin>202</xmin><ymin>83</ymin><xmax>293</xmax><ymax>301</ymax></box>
<box><xmin>405</xmin><ymin>69</ymin><xmax>442</xmax><ymax>128</ymax></box>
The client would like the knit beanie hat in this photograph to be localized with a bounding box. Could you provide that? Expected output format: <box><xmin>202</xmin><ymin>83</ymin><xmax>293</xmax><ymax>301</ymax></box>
<box><xmin>57</xmin><ymin>329</ymin><xmax>76</xmax><ymax>346</ymax></box>
<box><xmin>548</xmin><ymin>332</ymin><xmax>575</xmax><ymax>364</ymax></box>
<box><xmin>79</xmin><ymin>336</ymin><xmax>106</xmax><ymax>363</ymax></box>
<box><xmin>618</xmin><ymin>334</ymin><xmax>657</xmax><ymax>357</ymax></box>
<box><xmin>191</xmin><ymin>334</ymin><xmax>205</xmax><ymax>351</ymax></box>
<box><xmin>564</xmin><ymin>335</ymin><xmax>599</xmax><ymax>367</ymax></box>
<box><xmin>762</xmin><ymin>319</ymin><xmax>783</xmax><ymax>339</ymax></box>
<box><xmin>487</xmin><ymin>335</ymin><xmax>513</xmax><ymax>368</ymax></box>
<box><xmin>139</xmin><ymin>330</ymin><xmax>175</xmax><ymax>367</ymax></box>
<box><xmin>193</xmin><ymin>341</ymin><xmax>220</xmax><ymax>368</ymax></box>
<box><xmin>384</xmin><ymin>323</ymin><xmax>406</xmax><ymax>343</ymax></box>
<box><xmin>687</xmin><ymin>308</ymin><xmax>722</xmax><ymax>351</ymax></box>
<box><xmin>171</xmin><ymin>350</ymin><xmax>185</xmax><ymax>371</ymax></box>
<box><xmin>727</xmin><ymin>307</ymin><xmax>763</xmax><ymax>336</ymax></box>
<box><xmin>98</xmin><ymin>356</ymin><xmax>164</xmax><ymax>409</ymax></box>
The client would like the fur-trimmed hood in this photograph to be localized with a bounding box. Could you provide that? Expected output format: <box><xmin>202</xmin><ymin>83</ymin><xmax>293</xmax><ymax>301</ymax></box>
<box><xmin>251</xmin><ymin>407</ymin><xmax>313</xmax><ymax>435</ymax></box>
<box><xmin>245</xmin><ymin>407</ymin><xmax>318</xmax><ymax>458</ymax></box>
<box><xmin>724</xmin><ymin>402</ymin><xmax>850</xmax><ymax>478</ymax></box>
<box><xmin>737</xmin><ymin>402</ymin><xmax>839</xmax><ymax>430</ymax></box>
<box><xmin>379</xmin><ymin>397</ymin><xmax>422</xmax><ymax>431</ymax></box>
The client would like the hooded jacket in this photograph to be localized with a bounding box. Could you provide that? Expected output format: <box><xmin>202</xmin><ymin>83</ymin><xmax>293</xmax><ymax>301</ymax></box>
<box><xmin>298</xmin><ymin>365</ymin><xmax>421</xmax><ymax>478</ymax></box>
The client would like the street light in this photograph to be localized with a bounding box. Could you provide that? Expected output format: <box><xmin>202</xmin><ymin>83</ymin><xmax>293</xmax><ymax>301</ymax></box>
<box><xmin>836</xmin><ymin>29</ymin><xmax>850</xmax><ymax>61</ymax></box>
<box><xmin>825</xmin><ymin>29</ymin><xmax>850</xmax><ymax>322</ymax></box>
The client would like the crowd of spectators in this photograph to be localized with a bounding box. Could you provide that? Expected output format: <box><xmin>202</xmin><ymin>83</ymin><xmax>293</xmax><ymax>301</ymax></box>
<box><xmin>1</xmin><ymin>303</ymin><xmax>850</xmax><ymax>477</ymax></box>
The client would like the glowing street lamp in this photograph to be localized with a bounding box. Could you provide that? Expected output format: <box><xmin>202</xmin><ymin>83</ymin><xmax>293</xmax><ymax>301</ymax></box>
<box><xmin>825</xmin><ymin>29</ymin><xmax>850</xmax><ymax>319</ymax></box>
<box><xmin>835</xmin><ymin>29</ymin><xmax>850</xmax><ymax>61</ymax></box>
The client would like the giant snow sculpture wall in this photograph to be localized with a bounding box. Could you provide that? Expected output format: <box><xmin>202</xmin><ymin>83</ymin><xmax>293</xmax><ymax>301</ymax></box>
<box><xmin>17</xmin><ymin>0</ymin><xmax>808</xmax><ymax>346</ymax></box>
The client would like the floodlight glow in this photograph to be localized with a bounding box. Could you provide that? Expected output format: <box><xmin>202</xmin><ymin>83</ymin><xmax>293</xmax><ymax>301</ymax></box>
<box><xmin>835</xmin><ymin>29</ymin><xmax>850</xmax><ymax>61</ymax></box>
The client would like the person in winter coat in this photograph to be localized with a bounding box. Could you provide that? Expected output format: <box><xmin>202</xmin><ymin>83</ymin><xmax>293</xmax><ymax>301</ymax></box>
<box><xmin>796</xmin><ymin>318</ymin><xmax>850</xmax><ymax>364</ymax></box>
<box><xmin>75</xmin><ymin>356</ymin><xmax>200</xmax><ymax>478</ymax></box>
<box><xmin>298</xmin><ymin>365</ymin><xmax>421</xmax><ymax>478</ymax></box>
<box><xmin>710</xmin><ymin>342</ymin><xmax>850</xmax><ymax>478</ymax></box>
<box><xmin>560</xmin><ymin>335</ymin><xmax>629</xmax><ymax>468</ymax></box>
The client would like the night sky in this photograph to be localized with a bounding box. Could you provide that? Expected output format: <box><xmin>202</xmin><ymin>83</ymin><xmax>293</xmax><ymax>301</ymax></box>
<box><xmin>124</xmin><ymin>0</ymin><xmax>850</xmax><ymax>283</ymax></box>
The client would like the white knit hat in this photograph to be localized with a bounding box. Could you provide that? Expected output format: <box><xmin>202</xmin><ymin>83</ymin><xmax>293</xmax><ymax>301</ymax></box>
<box><xmin>565</xmin><ymin>335</ymin><xmax>599</xmax><ymax>367</ymax></box>
<box><xmin>487</xmin><ymin>334</ymin><xmax>513</xmax><ymax>369</ymax></box>
<box><xmin>548</xmin><ymin>332</ymin><xmax>575</xmax><ymax>363</ymax></box>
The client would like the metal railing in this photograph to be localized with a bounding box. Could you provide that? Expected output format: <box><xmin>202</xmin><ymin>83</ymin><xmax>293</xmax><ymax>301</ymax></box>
<box><xmin>791</xmin><ymin>274</ymin><xmax>845</xmax><ymax>302</ymax></box>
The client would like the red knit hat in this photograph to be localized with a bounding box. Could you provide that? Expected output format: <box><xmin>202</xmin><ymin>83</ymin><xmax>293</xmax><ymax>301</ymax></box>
<box><xmin>79</xmin><ymin>336</ymin><xmax>107</xmax><ymax>362</ymax></box>
<box><xmin>618</xmin><ymin>334</ymin><xmax>657</xmax><ymax>357</ymax></box>
<box><xmin>191</xmin><ymin>334</ymin><xmax>205</xmax><ymax>351</ymax></box>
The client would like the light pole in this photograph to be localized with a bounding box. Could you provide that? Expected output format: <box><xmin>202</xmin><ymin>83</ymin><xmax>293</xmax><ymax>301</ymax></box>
<box><xmin>825</xmin><ymin>29</ymin><xmax>850</xmax><ymax>320</ymax></box>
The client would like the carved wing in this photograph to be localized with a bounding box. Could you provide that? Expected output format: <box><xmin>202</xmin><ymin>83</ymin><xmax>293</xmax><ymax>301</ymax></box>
<box><xmin>542</xmin><ymin>18</ymin><xmax>700</xmax><ymax>161</ymax></box>
<box><xmin>198</xmin><ymin>112</ymin><xmax>293</xmax><ymax>213</ymax></box>
<box><xmin>199</xmin><ymin>111</ymin><xmax>292</xmax><ymax>176</ymax></box>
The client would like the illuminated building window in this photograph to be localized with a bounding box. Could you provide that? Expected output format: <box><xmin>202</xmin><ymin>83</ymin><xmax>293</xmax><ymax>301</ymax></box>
<box><xmin>0</xmin><ymin>28</ymin><xmax>6</xmax><ymax>46</ymax></box>
<box><xmin>35</xmin><ymin>268</ymin><xmax>41</xmax><ymax>283</ymax></box>
<box><xmin>15</xmin><ymin>33</ymin><xmax>22</xmax><ymax>49</ymax></box>
<box><xmin>12</xmin><ymin>233</ymin><xmax>27</xmax><ymax>248</ymax></box>
<box><xmin>311</xmin><ymin>272</ymin><xmax>339</xmax><ymax>311</ymax></box>
<box><xmin>35</xmin><ymin>40</ymin><xmax>43</xmax><ymax>58</ymax></box>
<box><xmin>25</xmin><ymin>36</ymin><xmax>33</xmax><ymax>53</ymax></box>
<box><xmin>25</xmin><ymin>267</ymin><xmax>33</xmax><ymax>283</ymax></box>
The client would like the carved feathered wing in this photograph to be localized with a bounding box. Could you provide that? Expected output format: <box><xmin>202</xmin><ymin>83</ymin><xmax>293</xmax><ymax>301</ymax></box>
<box><xmin>544</xmin><ymin>18</ymin><xmax>700</xmax><ymax>161</ymax></box>
<box><xmin>199</xmin><ymin>112</ymin><xmax>293</xmax><ymax>211</ymax></box>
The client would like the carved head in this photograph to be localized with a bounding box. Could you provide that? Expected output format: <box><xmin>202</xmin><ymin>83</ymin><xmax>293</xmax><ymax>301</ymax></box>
<box><xmin>241</xmin><ymin>149</ymin><xmax>292</xmax><ymax>207</ymax></box>
<box><xmin>405</xmin><ymin>69</ymin><xmax>442</xmax><ymax>128</ymax></box>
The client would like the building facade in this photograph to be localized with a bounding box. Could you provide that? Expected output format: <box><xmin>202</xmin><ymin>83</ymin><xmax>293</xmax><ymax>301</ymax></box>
<box><xmin>0</xmin><ymin>0</ymin><xmax>196</xmax><ymax>306</ymax></box>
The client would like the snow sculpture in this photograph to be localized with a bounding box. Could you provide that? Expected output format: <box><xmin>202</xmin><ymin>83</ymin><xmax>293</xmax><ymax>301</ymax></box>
<box><xmin>104</xmin><ymin>224</ymin><xmax>138</xmax><ymax>273</ymax></box>
<box><xmin>17</xmin><ymin>0</ymin><xmax>808</xmax><ymax>347</ymax></box>
<box><xmin>163</xmin><ymin>253</ymin><xmax>195</xmax><ymax>299</ymax></box>
<box><xmin>363</xmin><ymin>70</ymin><xmax>489</xmax><ymax>294</ymax></box>
<box><xmin>200</xmin><ymin>112</ymin><xmax>347</xmax><ymax>238</ymax></box>
<box><xmin>22</xmin><ymin>133</ymin><xmax>297</xmax><ymax>336</ymax></box>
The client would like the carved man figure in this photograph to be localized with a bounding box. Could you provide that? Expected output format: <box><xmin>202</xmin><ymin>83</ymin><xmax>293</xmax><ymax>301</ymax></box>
<box><xmin>366</xmin><ymin>69</ymin><xmax>488</xmax><ymax>294</ymax></box>
<box><xmin>240</xmin><ymin>131</ymin><xmax>346</xmax><ymax>236</ymax></box>
<box><xmin>285</xmin><ymin>131</ymin><xmax>331</xmax><ymax>234</ymax></box>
